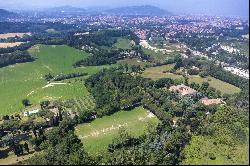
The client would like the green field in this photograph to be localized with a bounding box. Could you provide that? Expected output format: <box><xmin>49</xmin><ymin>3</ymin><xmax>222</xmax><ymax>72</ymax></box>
<box><xmin>0</xmin><ymin>45</ymin><xmax>111</xmax><ymax>116</ymax></box>
<box><xmin>182</xmin><ymin>134</ymin><xmax>249</xmax><ymax>165</ymax></box>
<box><xmin>114</xmin><ymin>38</ymin><xmax>132</xmax><ymax>50</ymax></box>
<box><xmin>75</xmin><ymin>107</ymin><xmax>160</xmax><ymax>154</ymax></box>
<box><xmin>142</xmin><ymin>65</ymin><xmax>241</xmax><ymax>94</ymax></box>
<box><xmin>188</xmin><ymin>76</ymin><xmax>241</xmax><ymax>94</ymax></box>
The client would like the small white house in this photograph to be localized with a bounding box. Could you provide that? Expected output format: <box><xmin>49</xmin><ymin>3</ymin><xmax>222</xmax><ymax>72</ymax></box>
<box><xmin>23</xmin><ymin>109</ymin><xmax>40</xmax><ymax>117</ymax></box>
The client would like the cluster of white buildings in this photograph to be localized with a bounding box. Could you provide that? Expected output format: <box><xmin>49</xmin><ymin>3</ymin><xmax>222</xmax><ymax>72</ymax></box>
<box><xmin>220</xmin><ymin>45</ymin><xmax>240</xmax><ymax>54</ymax></box>
<box><xmin>224</xmin><ymin>66</ymin><xmax>249</xmax><ymax>79</ymax></box>
<box><xmin>139</xmin><ymin>40</ymin><xmax>175</xmax><ymax>54</ymax></box>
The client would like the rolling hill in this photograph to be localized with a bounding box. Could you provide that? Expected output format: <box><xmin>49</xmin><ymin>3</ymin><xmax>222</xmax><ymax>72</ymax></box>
<box><xmin>0</xmin><ymin>9</ymin><xmax>16</xmax><ymax>18</ymax></box>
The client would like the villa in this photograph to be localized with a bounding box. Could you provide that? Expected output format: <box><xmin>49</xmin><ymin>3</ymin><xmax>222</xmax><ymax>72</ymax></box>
<box><xmin>169</xmin><ymin>84</ymin><xmax>197</xmax><ymax>96</ymax></box>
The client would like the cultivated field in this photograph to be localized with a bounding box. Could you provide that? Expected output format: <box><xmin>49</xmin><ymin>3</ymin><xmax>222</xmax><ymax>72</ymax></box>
<box><xmin>75</xmin><ymin>107</ymin><xmax>160</xmax><ymax>154</ymax></box>
<box><xmin>72</xmin><ymin>94</ymin><xmax>96</xmax><ymax>113</ymax></box>
<box><xmin>142</xmin><ymin>64</ymin><xmax>241</xmax><ymax>94</ymax></box>
<box><xmin>0</xmin><ymin>45</ymin><xmax>112</xmax><ymax>116</ymax></box>
<box><xmin>0</xmin><ymin>32</ymin><xmax>31</xmax><ymax>39</ymax></box>
<box><xmin>0</xmin><ymin>42</ymin><xmax>25</xmax><ymax>48</ymax></box>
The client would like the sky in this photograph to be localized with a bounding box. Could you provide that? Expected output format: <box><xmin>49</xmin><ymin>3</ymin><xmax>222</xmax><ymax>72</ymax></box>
<box><xmin>0</xmin><ymin>0</ymin><xmax>248</xmax><ymax>18</ymax></box>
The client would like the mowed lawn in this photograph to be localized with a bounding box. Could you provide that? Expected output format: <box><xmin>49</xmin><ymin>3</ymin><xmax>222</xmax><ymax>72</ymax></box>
<box><xmin>142</xmin><ymin>65</ymin><xmax>241</xmax><ymax>94</ymax></box>
<box><xmin>0</xmin><ymin>45</ymin><xmax>107</xmax><ymax>116</ymax></box>
<box><xmin>75</xmin><ymin>107</ymin><xmax>160</xmax><ymax>154</ymax></box>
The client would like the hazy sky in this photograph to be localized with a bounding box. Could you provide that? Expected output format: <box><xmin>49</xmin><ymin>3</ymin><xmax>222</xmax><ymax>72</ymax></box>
<box><xmin>0</xmin><ymin>0</ymin><xmax>249</xmax><ymax>18</ymax></box>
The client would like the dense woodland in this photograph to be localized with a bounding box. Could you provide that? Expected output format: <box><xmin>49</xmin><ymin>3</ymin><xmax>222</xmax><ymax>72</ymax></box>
<box><xmin>0</xmin><ymin>22</ymin><xmax>74</xmax><ymax>34</ymax></box>
<box><xmin>0</xmin><ymin>51</ymin><xmax>34</xmax><ymax>67</ymax></box>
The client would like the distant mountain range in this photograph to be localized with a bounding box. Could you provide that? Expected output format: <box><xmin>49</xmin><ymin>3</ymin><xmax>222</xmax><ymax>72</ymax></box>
<box><xmin>0</xmin><ymin>9</ymin><xmax>17</xmax><ymax>17</ymax></box>
<box><xmin>40</xmin><ymin>5</ymin><xmax>172</xmax><ymax>16</ymax></box>
<box><xmin>0</xmin><ymin>5</ymin><xmax>172</xmax><ymax>17</ymax></box>
<box><xmin>44</xmin><ymin>6</ymin><xmax>87</xmax><ymax>16</ymax></box>
<box><xmin>104</xmin><ymin>5</ymin><xmax>172</xmax><ymax>16</ymax></box>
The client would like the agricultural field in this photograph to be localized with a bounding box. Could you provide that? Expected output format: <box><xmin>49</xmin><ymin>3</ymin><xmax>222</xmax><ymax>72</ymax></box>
<box><xmin>142</xmin><ymin>64</ymin><xmax>241</xmax><ymax>94</ymax></box>
<box><xmin>0</xmin><ymin>32</ymin><xmax>31</xmax><ymax>39</ymax></box>
<box><xmin>75</xmin><ymin>107</ymin><xmax>160</xmax><ymax>154</ymax></box>
<box><xmin>0</xmin><ymin>44</ymin><xmax>112</xmax><ymax>116</ymax></box>
<box><xmin>113</xmin><ymin>38</ymin><xmax>132</xmax><ymax>50</ymax></box>
<box><xmin>72</xmin><ymin>94</ymin><xmax>96</xmax><ymax>113</ymax></box>
<box><xmin>0</xmin><ymin>42</ymin><xmax>25</xmax><ymax>48</ymax></box>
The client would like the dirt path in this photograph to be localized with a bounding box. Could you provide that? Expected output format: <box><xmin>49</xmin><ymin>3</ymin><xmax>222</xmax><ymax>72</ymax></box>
<box><xmin>27</xmin><ymin>90</ymin><xmax>34</xmax><ymax>96</ymax></box>
<box><xmin>42</xmin><ymin>82</ymin><xmax>67</xmax><ymax>89</ymax></box>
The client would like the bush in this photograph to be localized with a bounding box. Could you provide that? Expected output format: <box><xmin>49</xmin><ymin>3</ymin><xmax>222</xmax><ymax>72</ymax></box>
<box><xmin>199</xmin><ymin>71</ymin><xmax>208</xmax><ymax>78</ymax></box>
<box><xmin>187</xmin><ymin>69</ymin><xmax>200</xmax><ymax>75</ymax></box>
<box><xmin>209</xmin><ymin>153</ymin><xmax>216</xmax><ymax>160</ymax></box>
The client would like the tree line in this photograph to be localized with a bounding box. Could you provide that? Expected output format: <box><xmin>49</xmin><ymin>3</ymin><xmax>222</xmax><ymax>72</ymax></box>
<box><xmin>0</xmin><ymin>50</ymin><xmax>34</xmax><ymax>68</ymax></box>
<box><xmin>44</xmin><ymin>72</ymin><xmax>88</xmax><ymax>81</ymax></box>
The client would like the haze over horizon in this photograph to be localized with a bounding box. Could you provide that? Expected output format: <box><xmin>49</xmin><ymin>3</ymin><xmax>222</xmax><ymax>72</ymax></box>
<box><xmin>0</xmin><ymin>0</ymin><xmax>249</xmax><ymax>19</ymax></box>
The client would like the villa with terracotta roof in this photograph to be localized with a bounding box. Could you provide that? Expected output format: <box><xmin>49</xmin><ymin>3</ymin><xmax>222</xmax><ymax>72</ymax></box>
<box><xmin>169</xmin><ymin>84</ymin><xmax>197</xmax><ymax>96</ymax></box>
<box><xmin>199</xmin><ymin>98</ymin><xmax>226</xmax><ymax>106</ymax></box>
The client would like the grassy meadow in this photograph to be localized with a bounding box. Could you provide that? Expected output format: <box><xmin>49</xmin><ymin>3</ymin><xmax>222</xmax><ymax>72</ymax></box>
<box><xmin>182</xmin><ymin>134</ymin><xmax>249</xmax><ymax>165</ymax></box>
<box><xmin>0</xmin><ymin>45</ymin><xmax>111</xmax><ymax>116</ymax></box>
<box><xmin>75</xmin><ymin>107</ymin><xmax>160</xmax><ymax>154</ymax></box>
<box><xmin>113</xmin><ymin>38</ymin><xmax>132</xmax><ymax>50</ymax></box>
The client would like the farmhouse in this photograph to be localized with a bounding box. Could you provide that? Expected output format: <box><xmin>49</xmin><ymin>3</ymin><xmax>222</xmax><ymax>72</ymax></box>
<box><xmin>23</xmin><ymin>109</ymin><xmax>40</xmax><ymax>116</ymax></box>
<box><xmin>169</xmin><ymin>84</ymin><xmax>197</xmax><ymax>96</ymax></box>
<box><xmin>199</xmin><ymin>98</ymin><xmax>226</xmax><ymax>106</ymax></box>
